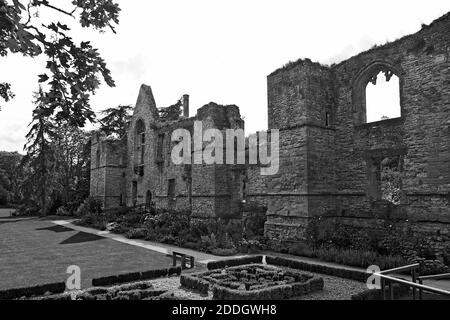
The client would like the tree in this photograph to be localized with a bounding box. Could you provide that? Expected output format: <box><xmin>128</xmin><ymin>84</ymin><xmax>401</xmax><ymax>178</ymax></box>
<box><xmin>21</xmin><ymin>88</ymin><xmax>93</xmax><ymax>215</ymax></box>
<box><xmin>0</xmin><ymin>0</ymin><xmax>120</xmax><ymax>126</ymax></box>
<box><xmin>158</xmin><ymin>99</ymin><xmax>182</xmax><ymax>122</ymax></box>
<box><xmin>52</xmin><ymin>123</ymin><xmax>91</xmax><ymax>208</ymax></box>
<box><xmin>99</xmin><ymin>104</ymin><xmax>132</xmax><ymax>138</ymax></box>
<box><xmin>22</xmin><ymin>87</ymin><xmax>58</xmax><ymax>215</ymax></box>
<box><xmin>0</xmin><ymin>151</ymin><xmax>23</xmax><ymax>204</ymax></box>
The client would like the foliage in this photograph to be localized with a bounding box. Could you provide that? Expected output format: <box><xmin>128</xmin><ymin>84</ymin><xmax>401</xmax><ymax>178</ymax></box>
<box><xmin>77</xmin><ymin>206</ymin><xmax>248</xmax><ymax>256</ymax></box>
<box><xmin>0</xmin><ymin>185</ymin><xmax>8</xmax><ymax>205</ymax></box>
<box><xmin>21</xmin><ymin>88</ymin><xmax>58</xmax><ymax>215</ymax></box>
<box><xmin>99</xmin><ymin>104</ymin><xmax>132</xmax><ymax>138</ymax></box>
<box><xmin>297</xmin><ymin>215</ymin><xmax>445</xmax><ymax>272</ymax></box>
<box><xmin>1</xmin><ymin>0</ymin><xmax>120</xmax><ymax>127</ymax></box>
<box><xmin>158</xmin><ymin>99</ymin><xmax>182</xmax><ymax>122</ymax></box>
<box><xmin>0</xmin><ymin>151</ymin><xmax>23</xmax><ymax>204</ymax></box>
<box><xmin>285</xmin><ymin>243</ymin><xmax>407</xmax><ymax>270</ymax></box>
<box><xmin>21</xmin><ymin>90</ymin><xmax>92</xmax><ymax>215</ymax></box>
<box><xmin>75</xmin><ymin>196</ymin><xmax>102</xmax><ymax>217</ymax></box>
<box><xmin>0</xmin><ymin>82</ymin><xmax>14</xmax><ymax>110</ymax></box>
<box><xmin>380</xmin><ymin>156</ymin><xmax>402</xmax><ymax>205</ymax></box>
<box><xmin>56</xmin><ymin>206</ymin><xmax>69</xmax><ymax>216</ymax></box>
<box><xmin>243</xmin><ymin>211</ymin><xmax>266</xmax><ymax>240</ymax></box>
<box><xmin>125</xmin><ymin>227</ymin><xmax>147</xmax><ymax>240</ymax></box>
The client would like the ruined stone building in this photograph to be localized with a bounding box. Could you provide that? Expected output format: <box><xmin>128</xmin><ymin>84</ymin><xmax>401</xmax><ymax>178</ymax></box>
<box><xmin>91</xmin><ymin>12</ymin><xmax>450</xmax><ymax>250</ymax></box>
<box><xmin>90</xmin><ymin>85</ymin><xmax>254</xmax><ymax>220</ymax></box>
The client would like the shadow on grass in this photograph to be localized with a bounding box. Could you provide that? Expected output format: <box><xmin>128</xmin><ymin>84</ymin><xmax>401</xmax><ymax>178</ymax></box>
<box><xmin>36</xmin><ymin>225</ymin><xmax>74</xmax><ymax>233</ymax></box>
<box><xmin>59</xmin><ymin>231</ymin><xmax>105</xmax><ymax>245</ymax></box>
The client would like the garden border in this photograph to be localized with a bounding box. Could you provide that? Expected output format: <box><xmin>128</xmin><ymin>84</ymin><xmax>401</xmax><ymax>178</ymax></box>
<box><xmin>265</xmin><ymin>256</ymin><xmax>370</xmax><ymax>282</ymax></box>
<box><xmin>206</xmin><ymin>255</ymin><xmax>263</xmax><ymax>270</ymax></box>
<box><xmin>91</xmin><ymin>266</ymin><xmax>182</xmax><ymax>287</ymax></box>
<box><xmin>0</xmin><ymin>282</ymin><xmax>66</xmax><ymax>300</ymax></box>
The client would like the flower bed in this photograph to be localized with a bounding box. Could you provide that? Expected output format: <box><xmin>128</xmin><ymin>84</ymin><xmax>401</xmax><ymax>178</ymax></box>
<box><xmin>181</xmin><ymin>264</ymin><xmax>324</xmax><ymax>300</ymax></box>
<box><xmin>30</xmin><ymin>281</ymin><xmax>172</xmax><ymax>301</ymax></box>
<box><xmin>0</xmin><ymin>282</ymin><xmax>66</xmax><ymax>300</ymax></box>
<box><xmin>91</xmin><ymin>266</ymin><xmax>182</xmax><ymax>287</ymax></box>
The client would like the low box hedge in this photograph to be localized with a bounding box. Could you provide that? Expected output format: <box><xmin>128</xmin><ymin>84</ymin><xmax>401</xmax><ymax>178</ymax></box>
<box><xmin>212</xmin><ymin>276</ymin><xmax>324</xmax><ymax>300</ymax></box>
<box><xmin>92</xmin><ymin>266</ymin><xmax>182</xmax><ymax>287</ymax></box>
<box><xmin>0</xmin><ymin>282</ymin><xmax>66</xmax><ymax>300</ymax></box>
<box><xmin>206</xmin><ymin>256</ymin><xmax>263</xmax><ymax>270</ymax></box>
<box><xmin>265</xmin><ymin>256</ymin><xmax>370</xmax><ymax>282</ymax></box>
<box><xmin>180</xmin><ymin>274</ymin><xmax>210</xmax><ymax>294</ymax></box>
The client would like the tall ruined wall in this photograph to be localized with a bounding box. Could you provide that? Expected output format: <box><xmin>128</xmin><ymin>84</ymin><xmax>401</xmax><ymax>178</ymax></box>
<box><xmin>90</xmin><ymin>133</ymin><xmax>127</xmax><ymax>208</ymax></box>
<box><xmin>123</xmin><ymin>85</ymin><xmax>246</xmax><ymax>219</ymax></box>
<box><xmin>153</xmin><ymin>118</ymin><xmax>193</xmax><ymax>212</ymax></box>
<box><xmin>126</xmin><ymin>85</ymin><xmax>192</xmax><ymax>211</ymax></box>
<box><xmin>191</xmin><ymin>103</ymin><xmax>245</xmax><ymax>219</ymax></box>
<box><xmin>330</xmin><ymin>13</ymin><xmax>450</xmax><ymax>251</ymax></box>
<box><xmin>265</xmin><ymin>60</ymin><xmax>336</xmax><ymax>241</ymax></box>
<box><xmin>265</xmin><ymin>12</ymin><xmax>450</xmax><ymax>252</ymax></box>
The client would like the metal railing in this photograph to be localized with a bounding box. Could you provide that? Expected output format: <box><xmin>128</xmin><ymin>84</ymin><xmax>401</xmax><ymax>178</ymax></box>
<box><xmin>376</xmin><ymin>264</ymin><xmax>450</xmax><ymax>300</ymax></box>
<box><xmin>417</xmin><ymin>273</ymin><xmax>450</xmax><ymax>300</ymax></box>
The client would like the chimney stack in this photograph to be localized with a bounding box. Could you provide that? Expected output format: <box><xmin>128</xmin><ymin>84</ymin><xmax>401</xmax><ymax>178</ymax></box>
<box><xmin>182</xmin><ymin>94</ymin><xmax>190</xmax><ymax>118</ymax></box>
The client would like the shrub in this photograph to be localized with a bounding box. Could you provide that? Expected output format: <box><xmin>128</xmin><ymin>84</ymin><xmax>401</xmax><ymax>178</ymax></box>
<box><xmin>210</xmin><ymin>247</ymin><xmax>238</xmax><ymax>256</ymax></box>
<box><xmin>125</xmin><ymin>228</ymin><xmax>147</xmax><ymax>239</ymax></box>
<box><xmin>206</xmin><ymin>256</ymin><xmax>263</xmax><ymax>270</ymax></box>
<box><xmin>75</xmin><ymin>197</ymin><xmax>103</xmax><ymax>217</ymax></box>
<box><xmin>56</xmin><ymin>206</ymin><xmax>70</xmax><ymax>216</ymax></box>
<box><xmin>13</xmin><ymin>204</ymin><xmax>40</xmax><ymax>217</ymax></box>
<box><xmin>243</xmin><ymin>211</ymin><xmax>266</xmax><ymax>239</ymax></box>
<box><xmin>0</xmin><ymin>186</ymin><xmax>9</xmax><ymax>206</ymax></box>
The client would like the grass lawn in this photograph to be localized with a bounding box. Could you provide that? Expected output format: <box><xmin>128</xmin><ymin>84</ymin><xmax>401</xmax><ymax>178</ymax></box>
<box><xmin>0</xmin><ymin>217</ymin><xmax>173</xmax><ymax>290</ymax></box>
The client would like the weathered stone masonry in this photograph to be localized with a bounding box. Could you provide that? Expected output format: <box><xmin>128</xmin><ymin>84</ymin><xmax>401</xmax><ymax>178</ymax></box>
<box><xmin>91</xmin><ymin>12</ymin><xmax>450</xmax><ymax>252</ymax></box>
<box><xmin>265</xmin><ymin>12</ymin><xmax>450</xmax><ymax>252</ymax></box>
<box><xmin>91</xmin><ymin>84</ymin><xmax>252</xmax><ymax>220</ymax></box>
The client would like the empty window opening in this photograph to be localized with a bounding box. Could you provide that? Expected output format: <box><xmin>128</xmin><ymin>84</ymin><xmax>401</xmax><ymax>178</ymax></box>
<box><xmin>367</xmin><ymin>155</ymin><xmax>403</xmax><ymax>205</ymax></box>
<box><xmin>96</xmin><ymin>148</ymin><xmax>101</xmax><ymax>168</ymax></box>
<box><xmin>132</xmin><ymin>181</ymin><xmax>138</xmax><ymax>206</ymax></box>
<box><xmin>325</xmin><ymin>112</ymin><xmax>331</xmax><ymax>127</ymax></box>
<box><xmin>365</xmin><ymin>71</ymin><xmax>401</xmax><ymax>123</ymax></box>
<box><xmin>146</xmin><ymin>190</ymin><xmax>152</xmax><ymax>205</ymax></box>
<box><xmin>168</xmin><ymin>179</ymin><xmax>176</xmax><ymax>198</ymax></box>
<box><xmin>380</xmin><ymin>156</ymin><xmax>402</xmax><ymax>205</ymax></box>
<box><xmin>157</xmin><ymin>133</ymin><xmax>165</xmax><ymax>163</ymax></box>
<box><xmin>135</xmin><ymin>120</ymin><xmax>146</xmax><ymax>165</ymax></box>
<box><xmin>168</xmin><ymin>179</ymin><xmax>176</xmax><ymax>209</ymax></box>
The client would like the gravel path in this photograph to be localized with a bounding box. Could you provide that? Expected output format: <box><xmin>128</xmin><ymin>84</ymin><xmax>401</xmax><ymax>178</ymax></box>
<box><xmin>290</xmin><ymin>273</ymin><xmax>366</xmax><ymax>300</ymax></box>
<box><xmin>149</xmin><ymin>269</ymin><xmax>366</xmax><ymax>300</ymax></box>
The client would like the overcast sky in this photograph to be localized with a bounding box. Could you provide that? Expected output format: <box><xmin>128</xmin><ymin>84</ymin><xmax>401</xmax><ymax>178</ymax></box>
<box><xmin>1</xmin><ymin>0</ymin><xmax>449</xmax><ymax>152</ymax></box>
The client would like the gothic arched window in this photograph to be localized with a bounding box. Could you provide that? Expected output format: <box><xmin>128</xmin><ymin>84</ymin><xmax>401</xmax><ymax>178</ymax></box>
<box><xmin>353</xmin><ymin>62</ymin><xmax>403</xmax><ymax>125</ymax></box>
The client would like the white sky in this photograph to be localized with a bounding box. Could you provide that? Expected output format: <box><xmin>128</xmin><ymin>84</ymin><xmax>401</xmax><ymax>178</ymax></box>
<box><xmin>1</xmin><ymin>0</ymin><xmax>449</xmax><ymax>152</ymax></box>
<box><xmin>366</xmin><ymin>73</ymin><xmax>401</xmax><ymax>123</ymax></box>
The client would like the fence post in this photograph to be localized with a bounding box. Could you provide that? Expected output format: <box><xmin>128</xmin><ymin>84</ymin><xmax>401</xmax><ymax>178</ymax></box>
<box><xmin>389</xmin><ymin>282</ymin><xmax>394</xmax><ymax>300</ymax></box>
<box><xmin>419</xmin><ymin>278</ymin><xmax>423</xmax><ymax>300</ymax></box>
<box><xmin>412</xmin><ymin>268</ymin><xmax>417</xmax><ymax>300</ymax></box>
<box><xmin>381</xmin><ymin>278</ymin><xmax>386</xmax><ymax>300</ymax></box>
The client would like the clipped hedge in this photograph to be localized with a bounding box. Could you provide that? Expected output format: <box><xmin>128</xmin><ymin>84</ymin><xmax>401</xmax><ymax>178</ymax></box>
<box><xmin>92</xmin><ymin>266</ymin><xmax>182</xmax><ymax>287</ymax></box>
<box><xmin>180</xmin><ymin>274</ymin><xmax>210</xmax><ymax>294</ymax></box>
<box><xmin>212</xmin><ymin>277</ymin><xmax>324</xmax><ymax>300</ymax></box>
<box><xmin>265</xmin><ymin>256</ymin><xmax>370</xmax><ymax>283</ymax></box>
<box><xmin>206</xmin><ymin>256</ymin><xmax>263</xmax><ymax>270</ymax></box>
<box><xmin>0</xmin><ymin>282</ymin><xmax>66</xmax><ymax>300</ymax></box>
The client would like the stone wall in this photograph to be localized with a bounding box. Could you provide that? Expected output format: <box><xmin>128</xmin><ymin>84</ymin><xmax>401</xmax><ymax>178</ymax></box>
<box><xmin>89</xmin><ymin>12</ymin><xmax>450</xmax><ymax>254</ymax></box>
<box><xmin>265</xmin><ymin>12</ymin><xmax>450</xmax><ymax>252</ymax></box>
<box><xmin>91</xmin><ymin>85</ymin><xmax>248</xmax><ymax>220</ymax></box>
